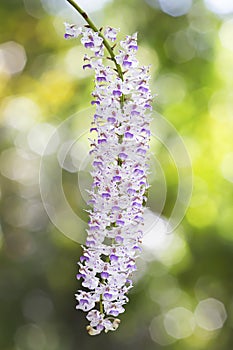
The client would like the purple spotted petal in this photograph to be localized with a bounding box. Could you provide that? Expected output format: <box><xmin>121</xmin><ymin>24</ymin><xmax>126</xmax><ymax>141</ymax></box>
<box><xmin>124</xmin><ymin>132</ymin><xmax>134</xmax><ymax>139</ymax></box>
<box><xmin>85</xmin><ymin>42</ymin><xmax>95</xmax><ymax>48</ymax></box>
<box><xmin>101</xmin><ymin>272</ymin><xmax>109</xmax><ymax>279</ymax></box>
<box><xmin>113</xmin><ymin>175</ymin><xmax>121</xmax><ymax>181</ymax></box>
<box><xmin>102</xmin><ymin>192</ymin><xmax>111</xmax><ymax>199</ymax></box>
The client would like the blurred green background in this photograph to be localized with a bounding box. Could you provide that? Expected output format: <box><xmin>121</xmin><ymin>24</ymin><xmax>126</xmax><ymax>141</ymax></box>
<box><xmin>1</xmin><ymin>0</ymin><xmax>233</xmax><ymax>349</ymax></box>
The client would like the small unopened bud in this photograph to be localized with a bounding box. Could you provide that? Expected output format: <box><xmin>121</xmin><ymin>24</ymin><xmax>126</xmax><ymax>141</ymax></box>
<box><xmin>112</xmin><ymin>318</ymin><xmax>121</xmax><ymax>330</ymax></box>
<box><xmin>86</xmin><ymin>326</ymin><xmax>99</xmax><ymax>336</ymax></box>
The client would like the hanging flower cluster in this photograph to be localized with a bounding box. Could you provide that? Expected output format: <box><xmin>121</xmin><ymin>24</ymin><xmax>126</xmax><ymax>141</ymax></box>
<box><xmin>65</xmin><ymin>22</ymin><xmax>152</xmax><ymax>335</ymax></box>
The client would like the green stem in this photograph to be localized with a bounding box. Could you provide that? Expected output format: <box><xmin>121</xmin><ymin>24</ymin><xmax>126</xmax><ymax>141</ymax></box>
<box><xmin>66</xmin><ymin>0</ymin><xmax>124</xmax><ymax>82</ymax></box>
<box><xmin>99</xmin><ymin>294</ymin><xmax>104</xmax><ymax>314</ymax></box>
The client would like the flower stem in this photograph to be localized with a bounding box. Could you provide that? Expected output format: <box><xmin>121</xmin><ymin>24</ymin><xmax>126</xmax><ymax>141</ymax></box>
<box><xmin>99</xmin><ymin>294</ymin><xmax>104</xmax><ymax>314</ymax></box>
<box><xmin>66</xmin><ymin>0</ymin><xmax>124</xmax><ymax>82</ymax></box>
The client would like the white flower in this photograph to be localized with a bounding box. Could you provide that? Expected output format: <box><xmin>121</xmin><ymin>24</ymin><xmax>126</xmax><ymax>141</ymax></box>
<box><xmin>65</xmin><ymin>23</ymin><xmax>152</xmax><ymax>335</ymax></box>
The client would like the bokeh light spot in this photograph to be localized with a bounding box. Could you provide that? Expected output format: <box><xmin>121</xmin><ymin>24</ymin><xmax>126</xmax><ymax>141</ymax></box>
<box><xmin>149</xmin><ymin>315</ymin><xmax>176</xmax><ymax>345</ymax></box>
<box><xmin>23</xmin><ymin>0</ymin><xmax>45</xmax><ymax>18</ymax></box>
<box><xmin>0</xmin><ymin>41</ymin><xmax>27</xmax><ymax>76</ymax></box>
<box><xmin>0</xmin><ymin>148</ymin><xmax>39</xmax><ymax>185</ymax></box>
<box><xmin>27</xmin><ymin>123</ymin><xmax>60</xmax><ymax>156</ymax></box>
<box><xmin>14</xmin><ymin>324</ymin><xmax>46</xmax><ymax>350</ymax></box>
<box><xmin>22</xmin><ymin>290</ymin><xmax>54</xmax><ymax>322</ymax></box>
<box><xmin>159</xmin><ymin>0</ymin><xmax>192</xmax><ymax>17</ymax></box>
<box><xmin>164</xmin><ymin>307</ymin><xmax>195</xmax><ymax>339</ymax></box>
<box><xmin>208</xmin><ymin>90</ymin><xmax>233</xmax><ymax>121</ymax></box>
<box><xmin>219</xmin><ymin>19</ymin><xmax>233</xmax><ymax>53</ymax></box>
<box><xmin>164</xmin><ymin>31</ymin><xmax>195</xmax><ymax>63</ymax></box>
<box><xmin>67</xmin><ymin>0</ymin><xmax>113</xmax><ymax>12</ymax></box>
<box><xmin>155</xmin><ymin>74</ymin><xmax>186</xmax><ymax>105</ymax></box>
<box><xmin>195</xmin><ymin>298</ymin><xmax>227</xmax><ymax>331</ymax></box>
<box><xmin>142</xmin><ymin>210</ymin><xmax>172</xmax><ymax>253</ymax></box>
<box><xmin>142</xmin><ymin>210</ymin><xmax>187</xmax><ymax>265</ymax></box>
<box><xmin>220</xmin><ymin>152</ymin><xmax>233</xmax><ymax>183</ymax></box>
<box><xmin>204</xmin><ymin>0</ymin><xmax>233</xmax><ymax>15</ymax></box>
<box><xmin>41</xmin><ymin>0</ymin><xmax>113</xmax><ymax>16</ymax></box>
<box><xmin>2</xmin><ymin>96</ymin><xmax>40</xmax><ymax>131</ymax></box>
